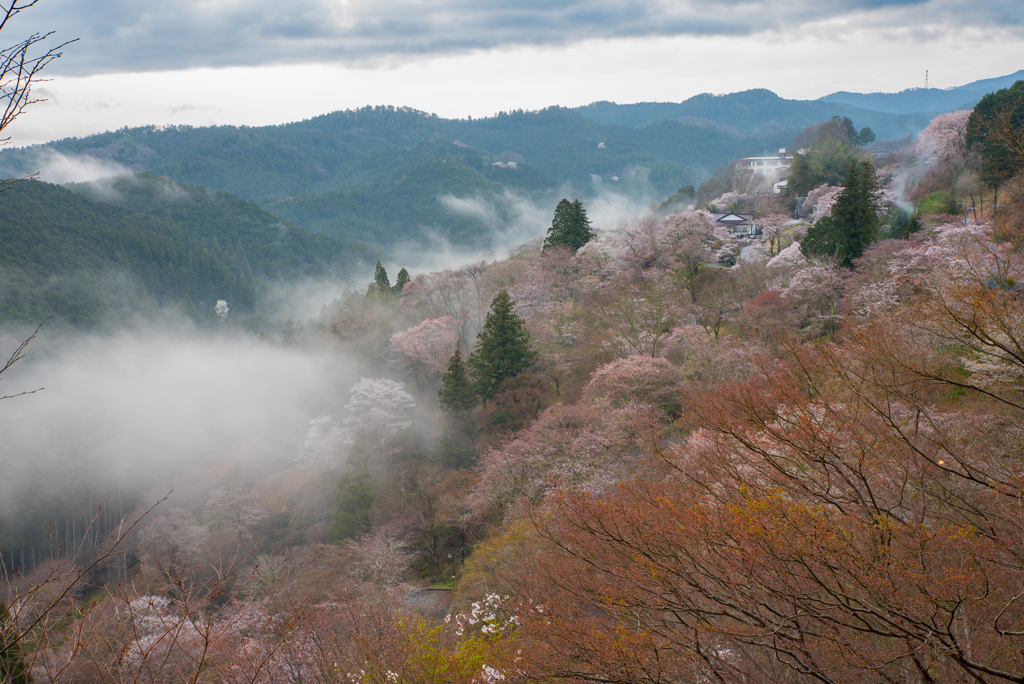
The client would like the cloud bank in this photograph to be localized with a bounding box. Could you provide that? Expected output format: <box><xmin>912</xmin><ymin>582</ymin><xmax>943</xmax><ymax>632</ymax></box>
<box><xmin>14</xmin><ymin>0</ymin><xmax>1020</xmax><ymax>76</ymax></box>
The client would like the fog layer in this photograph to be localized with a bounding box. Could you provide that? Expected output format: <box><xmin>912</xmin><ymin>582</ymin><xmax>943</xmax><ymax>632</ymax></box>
<box><xmin>0</xmin><ymin>331</ymin><xmax>358</xmax><ymax>515</ymax></box>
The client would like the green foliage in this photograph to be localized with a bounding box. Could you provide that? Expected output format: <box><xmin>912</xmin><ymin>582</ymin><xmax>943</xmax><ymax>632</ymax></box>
<box><xmin>1</xmin><ymin>601</ymin><xmax>31</xmax><ymax>684</ymax></box>
<box><xmin>0</xmin><ymin>176</ymin><xmax>379</xmax><ymax>327</ymax></box>
<box><xmin>787</xmin><ymin>136</ymin><xmax>859</xmax><ymax>197</ymax></box>
<box><xmin>902</xmin><ymin>212</ymin><xmax>922</xmax><ymax>239</ymax></box>
<box><xmin>856</xmin><ymin>127</ymin><xmax>876</xmax><ymax>146</ymax></box>
<box><xmin>329</xmin><ymin>458</ymin><xmax>373</xmax><ymax>541</ymax></box>
<box><xmin>366</xmin><ymin>260</ymin><xmax>392</xmax><ymax>300</ymax></box>
<box><xmin>800</xmin><ymin>216</ymin><xmax>844</xmax><ymax>260</ymax></box>
<box><xmin>802</xmin><ymin>161</ymin><xmax>879</xmax><ymax>266</ymax></box>
<box><xmin>437</xmin><ymin>350</ymin><xmax>479</xmax><ymax>467</ymax></box>
<box><xmin>917</xmin><ymin>190</ymin><xmax>960</xmax><ymax>216</ymax></box>
<box><xmin>657</xmin><ymin>184</ymin><xmax>696</xmax><ymax>214</ymax></box>
<box><xmin>543</xmin><ymin>198</ymin><xmax>595</xmax><ymax>251</ymax></box>
<box><xmin>393</xmin><ymin>268</ymin><xmax>411</xmax><ymax>296</ymax></box>
<box><xmin>469</xmin><ymin>291</ymin><xmax>537</xmax><ymax>403</ymax></box>
<box><xmin>0</xmin><ymin>106</ymin><xmax>704</xmax><ymax>248</ymax></box>
<box><xmin>966</xmin><ymin>80</ymin><xmax>1024</xmax><ymax>189</ymax></box>
<box><xmin>833</xmin><ymin>115</ymin><xmax>857</xmax><ymax>140</ymax></box>
<box><xmin>439</xmin><ymin>350</ymin><xmax>478</xmax><ymax>415</ymax></box>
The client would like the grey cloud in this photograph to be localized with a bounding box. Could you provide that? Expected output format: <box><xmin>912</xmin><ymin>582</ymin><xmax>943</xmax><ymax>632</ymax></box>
<box><xmin>6</xmin><ymin>0</ymin><xmax>1015</xmax><ymax>75</ymax></box>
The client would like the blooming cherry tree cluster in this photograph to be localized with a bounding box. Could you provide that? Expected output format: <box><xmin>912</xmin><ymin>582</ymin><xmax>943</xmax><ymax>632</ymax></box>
<box><xmin>296</xmin><ymin>414</ymin><xmax>349</xmax><ymax>468</ymax></box>
<box><xmin>390</xmin><ymin>315</ymin><xmax>459</xmax><ymax>387</ymax></box>
<box><xmin>344</xmin><ymin>377</ymin><xmax>416</xmax><ymax>451</ymax></box>
<box><xmin>803</xmin><ymin>184</ymin><xmax>843</xmax><ymax>222</ymax></box>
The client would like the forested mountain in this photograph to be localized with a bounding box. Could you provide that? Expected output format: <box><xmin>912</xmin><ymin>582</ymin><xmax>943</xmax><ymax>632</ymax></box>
<box><xmin>820</xmin><ymin>69</ymin><xmax>1024</xmax><ymax>114</ymax></box>
<box><xmin>0</xmin><ymin>174</ymin><xmax>380</xmax><ymax>327</ymax></box>
<box><xmin>0</xmin><ymin>88</ymin><xmax>966</xmax><ymax>258</ymax></box>
<box><xmin>0</xmin><ymin>106</ymin><xmax>694</xmax><ymax>204</ymax></box>
<box><xmin>575</xmin><ymin>88</ymin><xmax>934</xmax><ymax>138</ymax></box>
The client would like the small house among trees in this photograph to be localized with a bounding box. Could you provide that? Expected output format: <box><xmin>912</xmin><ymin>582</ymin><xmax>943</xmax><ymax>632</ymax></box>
<box><xmin>711</xmin><ymin>211</ymin><xmax>757</xmax><ymax>237</ymax></box>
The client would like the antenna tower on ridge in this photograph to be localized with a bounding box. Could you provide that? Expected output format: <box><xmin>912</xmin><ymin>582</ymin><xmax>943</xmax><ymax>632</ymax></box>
<box><xmin>925</xmin><ymin>70</ymin><xmax>929</xmax><ymax>89</ymax></box>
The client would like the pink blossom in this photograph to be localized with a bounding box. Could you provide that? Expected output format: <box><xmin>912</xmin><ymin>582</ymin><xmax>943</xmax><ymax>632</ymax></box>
<box><xmin>391</xmin><ymin>315</ymin><xmax>459</xmax><ymax>378</ymax></box>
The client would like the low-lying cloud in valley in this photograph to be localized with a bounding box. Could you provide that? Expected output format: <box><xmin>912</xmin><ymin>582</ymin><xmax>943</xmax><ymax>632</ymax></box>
<box><xmin>0</xmin><ymin>331</ymin><xmax>360</xmax><ymax>518</ymax></box>
<box><xmin>2</xmin><ymin>149</ymin><xmax>131</xmax><ymax>185</ymax></box>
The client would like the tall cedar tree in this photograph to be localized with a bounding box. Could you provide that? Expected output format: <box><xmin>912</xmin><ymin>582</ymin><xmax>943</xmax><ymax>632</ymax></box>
<box><xmin>392</xmin><ymin>267</ymin><xmax>411</xmax><ymax>296</ymax></box>
<box><xmin>802</xmin><ymin>160</ymin><xmax>878</xmax><ymax>266</ymax></box>
<box><xmin>439</xmin><ymin>350</ymin><xmax>477</xmax><ymax>415</ymax></box>
<box><xmin>366</xmin><ymin>260</ymin><xmax>391</xmax><ymax>299</ymax></box>
<box><xmin>436</xmin><ymin>349</ymin><xmax>478</xmax><ymax>467</ymax></box>
<box><xmin>469</xmin><ymin>291</ymin><xmax>537</xmax><ymax>402</ymax></box>
<box><xmin>329</xmin><ymin>452</ymin><xmax>373</xmax><ymax>541</ymax></box>
<box><xmin>544</xmin><ymin>198</ymin><xmax>595</xmax><ymax>251</ymax></box>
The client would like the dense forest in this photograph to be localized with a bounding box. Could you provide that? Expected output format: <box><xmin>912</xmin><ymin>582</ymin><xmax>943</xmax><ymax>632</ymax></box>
<box><xmin>3</xmin><ymin>74</ymin><xmax>1024</xmax><ymax>684</ymax></box>
<box><xmin>0</xmin><ymin>174</ymin><xmax>380</xmax><ymax>328</ymax></box>
<box><xmin>0</xmin><ymin>90</ymin><xmax>942</xmax><ymax>255</ymax></box>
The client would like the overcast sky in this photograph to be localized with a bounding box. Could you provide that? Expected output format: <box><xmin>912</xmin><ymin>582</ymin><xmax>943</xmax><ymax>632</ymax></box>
<box><xmin>3</xmin><ymin>0</ymin><xmax>1023</xmax><ymax>146</ymax></box>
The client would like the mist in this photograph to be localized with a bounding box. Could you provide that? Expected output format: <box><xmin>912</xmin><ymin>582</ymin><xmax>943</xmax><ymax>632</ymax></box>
<box><xmin>0</xmin><ymin>329</ymin><xmax>360</xmax><ymax>519</ymax></box>
<box><xmin>388</xmin><ymin>183</ymin><xmax>661</xmax><ymax>275</ymax></box>
<box><xmin>19</xmin><ymin>149</ymin><xmax>131</xmax><ymax>185</ymax></box>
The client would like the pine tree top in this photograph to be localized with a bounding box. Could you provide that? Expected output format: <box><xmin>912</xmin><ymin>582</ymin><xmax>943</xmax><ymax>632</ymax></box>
<box><xmin>544</xmin><ymin>198</ymin><xmax>595</xmax><ymax>251</ymax></box>
<box><xmin>469</xmin><ymin>290</ymin><xmax>536</xmax><ymax>402</ymax></box>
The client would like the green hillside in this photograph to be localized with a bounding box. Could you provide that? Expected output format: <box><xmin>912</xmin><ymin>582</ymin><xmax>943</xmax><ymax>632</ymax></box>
<box><xmin>0</xmin><ymin>175</ymin><xmax>380</xmax><ymax>328</ymax></box>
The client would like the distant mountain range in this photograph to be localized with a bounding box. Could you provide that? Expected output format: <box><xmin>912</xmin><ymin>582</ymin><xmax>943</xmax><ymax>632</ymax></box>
<box><xmin>575</xmin><ymin>89</ymin><xmax>933</xmax><ymax>139</ymax></box>
<box><xmin>819</xmin><ymin>70</ymin><xmax>1024</xmax><ymax>115</ymax></box>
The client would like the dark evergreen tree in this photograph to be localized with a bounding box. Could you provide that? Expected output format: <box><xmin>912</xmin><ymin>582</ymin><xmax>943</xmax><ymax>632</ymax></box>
<box><xmin>966</xmin><ymin>81</ymin><xmax>1024</xmax><ymax>209</ymax></box>
<box><xmin>544</xmin><ymin>198</ymin><xmax>595</xmax><ymax>251</ymax></box>
<box><xmin>366</xmin><ymin>260</ymin><xmax>391</xmax><ymax>299</ymax></box>
<box><xmin>469</xmin><ymin>291</ymin><xmax>537</xmax><ymax>402</ymax></box>
<box><xmin>802</xmin><ymin>161</ymin><xmax>878</xmax><ymax>266</ymax></box>
<box><xmin>329</xmin><ymin>453</ymin><xmax>373</xmax><ymax>541</ymax></box>
<box><xmin>436</xmin><ymin>351</ymin><xmax>478</xmax><ymax>468</ymax></box>
<box><xmin>392</xmin><ymin>267</ymin><xmax>411</xmax><ymax>296</ymax></box>
<box><xmin>439</xmin><ymin>350</ymin><xmax>477</xmax><ymax>415</ymax></box>
<box><xmin>856</xmin><ymin>127</ymin><xmax>876</xmax><ymax>146</ymax></box>
<box><xmin>1</xmin><ymin>601</ymin><xmax>31</xmax><ymax>684</ymax></box>
<box><xmin>901</xmin><ymin>212</ymin><xmax>922</xmax><ymax>239</ymax></box>
<box><xmin>800</xmin><ymin>216</ymin><xmax>844</xmax><ymax>260</ymax></box>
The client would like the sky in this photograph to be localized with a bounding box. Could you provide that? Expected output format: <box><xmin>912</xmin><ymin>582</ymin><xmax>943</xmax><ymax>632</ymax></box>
<box><xmin>2</xmin><ymin>0</ymin><xmax>1023</xmax><ymax>146</ymax></box>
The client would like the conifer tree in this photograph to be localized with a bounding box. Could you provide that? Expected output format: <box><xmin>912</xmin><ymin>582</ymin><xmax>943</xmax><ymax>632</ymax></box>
<box><xmin>392</xmin><ymin>267</ymin><xmax>411</xmax><ymax>296</ymax></box>
<box><xmin>329</xmin><ymin>449</ymin><xmax>373</xmax><ymax>541</ymax></box>
<box><xmin>544</xmin><ymin>198</ymin><xmax>595</xmax><ymax>251</ymax></box>
<box><xmin>439</xmin><ymin>350</ymin><xmax>477</xmax><ymax>415</ymax></box>
<box><xmin>802</xmin><ymin>161</ymin><xmax>878</xmax><ymax>266</ymax></box>
<box><xmin>366</xmin><ymin>260</ymin><xmax>391</xmax><ymax>300</ymax></box>
<box><xmin>469</xmin><ymin>291</ymin><xmax>536</xmax><ymax>402</ymax></box>
<box><xmin>436</xmin><ymin>349</ymin><xmax>478</xmax><ymax>467</ymax></box>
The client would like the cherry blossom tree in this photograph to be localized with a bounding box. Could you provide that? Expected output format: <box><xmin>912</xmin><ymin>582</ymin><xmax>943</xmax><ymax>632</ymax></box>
<box><xmin>803</xmin><ymin>183</ymin><xmax>844</xmax><ymax>222</ymax></box>
<box><xmin>139</xmin><ymin>508</ymin><xmax>209</xmax><ymax>581</ymax></box>
<box><xmin>584</xmin><ymin>355</ymin><xmax>683</xmax><ymax>409</ymax></box>
<box><xmin>343</xmin><ymin>378</ymin><xmax>416</xmax><ymax>454</ymax></box>
<box><xmin>585</xmin><ymin>274</ymin><xmax>682</xmax><ymax>358</ymax></box>
<box><xmin>781</xmin><ymin>264</ymin><xmax>846</xmax><ymax>337</ymax></box>
<box><xmin>390</xmin><ymin>315</ymin><xmax>459</xmax><ymax>392</ymax></box>
<box><xmin>917</xmin><ymin>109</ymin><xmax>972</xmax><ymax>166</ymax></box>
<box><xmin>295</xmin><ymin>414</ymin><xmax>348</xmax><ymax>469</ymax></box>
<box><xmin>207</xmin><ymin>486</ymin><xmax>268</xmax><ymax>544</ymax></box>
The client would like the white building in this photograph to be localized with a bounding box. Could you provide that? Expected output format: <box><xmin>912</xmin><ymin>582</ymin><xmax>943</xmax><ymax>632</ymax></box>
<box><xmin>739</xmin><ymin>149</ymin><xmax>792</xmax><ymax>178</ymax></box>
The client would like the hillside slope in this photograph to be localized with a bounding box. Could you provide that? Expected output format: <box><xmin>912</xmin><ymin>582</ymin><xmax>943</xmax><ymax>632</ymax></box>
<box><xmin>0</xmin><ymin>175</ymin><xmax>379</xmax><ymax>328</ymax></box>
